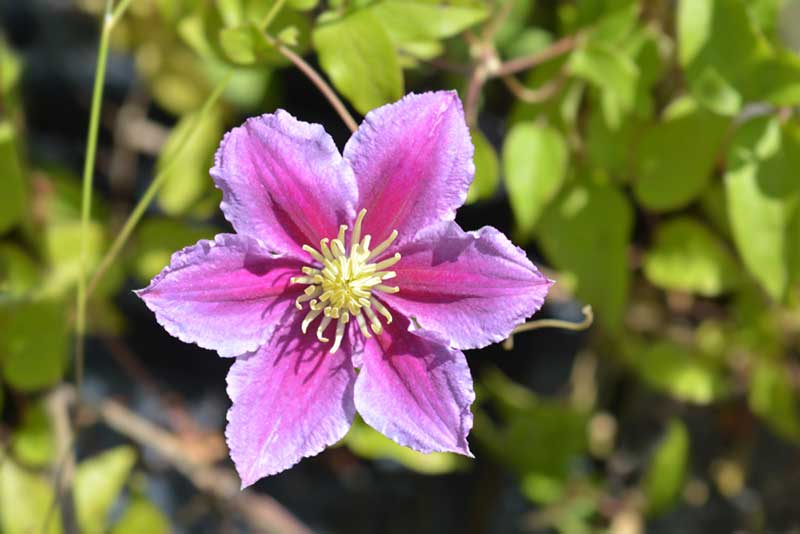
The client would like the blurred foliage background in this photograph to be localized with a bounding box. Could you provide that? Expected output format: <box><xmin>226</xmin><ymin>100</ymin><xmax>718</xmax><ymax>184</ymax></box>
<box><xmin>1</xmin><ymin>0</ymin><xmax>800</xmax><ymax>532</ymax></box>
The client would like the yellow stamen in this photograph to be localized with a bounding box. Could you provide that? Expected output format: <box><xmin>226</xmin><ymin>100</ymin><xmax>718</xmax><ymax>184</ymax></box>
<box><xmin>290</xmin><ymin>209</ymin><xmax>400</xmax><ymax>353</ymax></box>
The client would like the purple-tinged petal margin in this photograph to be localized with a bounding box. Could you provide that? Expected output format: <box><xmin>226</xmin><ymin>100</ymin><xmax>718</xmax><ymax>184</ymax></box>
<box><xmin>343</xmin><ymin>91</ymin><xmax>475</xmax><ymax>246</ymax></box>
<box><xmin>226</xmin><ymin>319</ymin><xmax>356</xmax><ymax>486</ymax></box>
<box><xmin>136</xmin><ymin>234</ymin><xmax>301</xmax><ymax>358</ymax></box>
<box><xmin>211</xmin><ymin>110</ymin><xmax>358</xmax><ymax>258</ymax></box>
<box><xmin>354</xmin><ymin>315</ymin><xmax>474</xmax><ymax>456</ymax></box>
<box><xmin>381</xmin><ymin>222</ymin><xmax>553</xmax><ymax>350</ymax></box>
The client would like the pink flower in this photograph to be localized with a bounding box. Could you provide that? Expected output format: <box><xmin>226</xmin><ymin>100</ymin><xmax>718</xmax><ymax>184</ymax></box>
<box><xmin>137</xmin><ymin>91</ymin><xmax>552</xmax><ymax>486</ymax></box>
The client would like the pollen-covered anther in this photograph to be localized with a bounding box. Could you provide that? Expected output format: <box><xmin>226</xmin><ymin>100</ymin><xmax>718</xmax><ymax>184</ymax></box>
<box><xmin>292</xmin><ymin>209</ymin><xmax>400</xmax><ymax>353</ymax></box>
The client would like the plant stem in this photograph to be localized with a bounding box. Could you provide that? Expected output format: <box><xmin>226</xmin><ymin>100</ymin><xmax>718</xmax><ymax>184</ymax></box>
<box><xmin>86</xmin><ymin>75</ymin><xmax>231</xmax><ymax>298</ymax></box>
<box><xmin>502</xmin><ymin>306</ymin><xmax>594</xmax><ymax>350</ymax></box>
<box><xmin>86</xmin><ymin>0</ymin><xmax>295</xmax><ymax>298</ymax></box>
<box><xmin>494</xmin><ymin>34</ymin><xmax>578</xmax><ymax>77</ymax></box>
<box><xmin>265</xmin><ymin>33</ymin><xmax>358</xmax><ymax>133</ymax></box>
<box><xmin>75</xmin><ymin>0</ymin><xmax>116</xmax><ymax>396</ymax></box>
<box><xmin>258</xmin><ymin>0</ymin><xmax>288</xmax><ymax>30</ymax></box>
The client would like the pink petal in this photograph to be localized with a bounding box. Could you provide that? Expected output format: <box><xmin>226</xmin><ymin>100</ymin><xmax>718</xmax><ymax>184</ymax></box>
<box><xmin>354</xmin><ymin>316</ymin><xmax>474</xmax><ymax>455</ymax></box>
<box><xmin>211</xmin><ymin>111</ymin><xmax>358</xmax><ymax>258</ymax></box>
<box><xmin>343</xmin><ymin>91</ymin><xmax>475</xmax><ymax>246</ymax></box>
<box><xmin>226</xmin><ymin>319</ymin><xmax>356</xmax><ymax>486</ymax></box>
<box><xmin>136</xmin><ymin>234</ymin><xmax>302</xmax><ymax>357</ymax></box>
<box><xmin>382</xmin><ymin>222</ymin><xmax>553</xmax><ymax>350</ymax></box>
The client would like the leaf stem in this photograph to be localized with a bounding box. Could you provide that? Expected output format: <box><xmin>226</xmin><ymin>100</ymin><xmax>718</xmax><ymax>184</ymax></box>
<box><xmin>264</xmin><ymin>33</ymin><xmax>358</xmax><ymax>133</ymax></box>
<box><xmin>494</xmin><ymin>34</ymin><xmax>578</xmax><ymax>77</ymax></box>
<box><xmin>502</xmin><ymin>306</ymin><xmax>594</xmax><ymax>350</ymax></box>
<box><xmin>75</xmin><ymin>0</ymin><xmax>117</xmax><ymax>396</ymax></box>
<box><xmin>86</xmin><ymin>75</ymin><xmax>231</xmax><ymax>298</ymax></box>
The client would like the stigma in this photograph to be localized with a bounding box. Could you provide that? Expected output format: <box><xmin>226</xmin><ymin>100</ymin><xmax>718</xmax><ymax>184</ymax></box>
<box><xmin>290</xmin><ymin>209</ymin><xmax>400</xmax><ymax>354</ymax></box>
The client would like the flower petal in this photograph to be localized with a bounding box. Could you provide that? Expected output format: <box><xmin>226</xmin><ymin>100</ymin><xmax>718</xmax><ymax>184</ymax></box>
<box><xmin>211</xmin><ymin>110</ymin><xmax>358</xmax><ymax>257</ymax></box>
<box><xmin>354</xmin><ymin>316</ymin><xmax>474</xmax><ymax>455</ymax></box>
<box><xmin>343</xmin><ymin>91</ymin><xmax>475</xmax><ymax>245</ymax></box>
<box><xmin>226</xmin><ymin>319</ymin><xmax>356</xmax><ymax>486</ymax></box>
<box><xmin>136</xmin><ymin>234</ymin><xmax>302</xmax><ymax>357</ymax></box>
<box><xmin>381</xmin><ymin>222</ymin><xmax>553</xmax><ymax>350</ymax></box>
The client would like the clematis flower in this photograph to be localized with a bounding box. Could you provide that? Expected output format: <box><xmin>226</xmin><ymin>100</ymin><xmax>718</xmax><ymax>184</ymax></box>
<box><xmin>137</xmin><ymin>91</ymin><xmax>552</xmax><ymax>486</ymax></box>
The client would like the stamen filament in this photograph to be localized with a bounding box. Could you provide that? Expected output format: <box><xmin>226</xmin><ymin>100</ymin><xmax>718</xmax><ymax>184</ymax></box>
<box><xmin>293</xmin><ymin>210</ymin><xmax>400</xmax><ymax>353</ymax></box>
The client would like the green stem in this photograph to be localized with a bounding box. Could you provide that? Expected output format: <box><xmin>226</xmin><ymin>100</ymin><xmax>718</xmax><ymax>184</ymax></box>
<box><xmin>87</xmin><ymin>0</ymin><xmax>294</xmax><ymax>299</ymax></box>
<box><xmin>75</xmin><ymin>0</ymin><xmax>116</xmax><ymax>395</ymax></box>
<box><xmin>86</xmin><ymin>75</ymin><xmax>231</xmax><ymax>298</ymax></box>
<box><xmin>259</xmin><ymin>0</ymin><xmax>288</xmax><ymax>30</ymax></box>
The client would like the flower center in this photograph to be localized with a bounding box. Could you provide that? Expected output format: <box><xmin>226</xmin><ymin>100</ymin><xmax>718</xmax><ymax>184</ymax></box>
<box><xmin>290</xmin><ymin>209</ymin><xmax>400</xmax><ymax>353</ymax></box>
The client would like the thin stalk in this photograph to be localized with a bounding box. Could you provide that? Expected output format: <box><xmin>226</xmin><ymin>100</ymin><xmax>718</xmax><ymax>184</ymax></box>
<box><xmin>258</xmin><ymin>0</ymin><xmax>288</xmax><ymax>30</ymax></box>
<box><xmin>263</xmin><ymin>33</ymin><xmax>358</xmax><ymax>133</ymax></box>
<box><xmin>86</xmin><ymin>0</ymin><xmax>293</xmax><ymax>298</ymax></box>
<box><xmin>502</xmin><ymin>306</ymin><xmax>594</xmax><ymax>350</ymax></box>
<box><xmin>75</xmin><ymin>0</ymin><xmax>116</xmax><ymax>396</ymax></box>
<box><xmin>86</xmin><ymin>75</ymin><xmax>231</xmax><ymax>298</ymax></box>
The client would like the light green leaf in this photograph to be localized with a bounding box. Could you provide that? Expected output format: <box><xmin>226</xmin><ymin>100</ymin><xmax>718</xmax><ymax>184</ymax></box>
<box><xmin>312</xmin><ymin>9</ymin><xmax>403</xmax><ymax>114</ymax></box>
<box><xmin>219</xmin><ymin>25</ymin><xmax>262</xmax><ymax>65</ymax></box>
<box><xmin>134</xmin><ymin>218</ymin><xmax>217</xmax><ymax>282</ymax></box>
<box><xmin>0</xmin><ymin>299</ymin><xmax>68</xmax><ymax>391</ymax></box>
<box><xmin>466</xmin><ymin>129</ymin><xmax>499</xmax><ymax>204</ymax></box>
<box><xmin>538</xmin><ymin>184</ymin><xmax>632</xmax><ymax>330</ymax></box>
<box><xmin>569</xmin><ymin>41</ymin><xmax>638</xmax><ymax>128</ymax></box>
<box><xmin>678</xmin><ymin>0</ymin><xmax>800</xmax><ymax>112</ymax></box>
<box><xmin>157</xmin><ymin>107</ymin><xmax>223</xmax><ymax>217</ymax></box>
<box><xmin>474</xmin><ymin>369</ymin><xmax>588</xmax><ymax>499</ymax></box>
<box><xmin>503</xmin><ymin>123</ymin><xmax>568</xmax><ymax>238</ymax></box>
<box><xmin>725</xmin><ymin>116</ymin><xmax>800</xmax><ymax>300</ymax></box>
<box><xmin>12</xmin><ymin>401</ymin><xmax>55</xmax><ymax>467</ymax></box>
<box><xmin>749</xmin><ymin>359</ymin><xmax>800</xmax><ymax>442</ymax></box>
<box><xmin>0</xmin><ymin>460</ymin><xmax>61</xmax><ymax>534</ymax></box>
<box><xmin>370</xmin><ymin>0</ymin><xmax>488</xmax><ymax>45</ymax></box>
<box><xmin>113</xmin><ymin>497</ymin><xmax>171</xmax><ymax>534</ymax></box>
<box><xmin>0</xmin><ymin>244</ymin><xmax>40</xmax><ymax>298</ymax></box>
<box><xmin>42</xmin><ymin>220</ymin><xmax>104</xmax><ymax>296</ymax></box>
<box><xmin>630</xmin><ymin>341</ymin><xmax>729</xmax><ymax>404</ymax></box>
<box><xmin>643</xmin><ymin>418</ymin><xmax>689</xmax><ymax>516</ymax></box>
<box><xmin>643</xmin><ymin>217</ymin><xmax>739</xmax><ymax>296</ymax></box>
<box><xmin>0</xmin><ymin>121</ymin><xmax>26</xmax><ymax>234</ymax></box>
<box><xmin>634</xmin><ymin>97</ymin><xmax>729</xmax><ymax>211</ymax></box>
<box><xmin>75</xmin><ymin>446</ymin><xmax>138</xmax><ymax>534</ymax></box>
<box><xmin>345</xmin><ymin>416</ymin><xmax>464</xmax><ymax>474</ymax></box>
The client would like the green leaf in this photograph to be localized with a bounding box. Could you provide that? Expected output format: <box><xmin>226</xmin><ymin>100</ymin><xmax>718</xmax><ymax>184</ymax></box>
<box><xmin>0</xmin><ymin>244</ymin><xmax>40</xmax><ymax>298</ymax></box>
<box><xmin>629</xmin><ymin>341</ymin><xmax>729</xmax><ymax>404</ymax></box>
<box><xmin>157</xmin><ymin>107</ymin><xmax>223</xmax><ymax>217</ymax></box>
<box><xmin>0</xmin><ymin>460</ymin><xmax>61</xmax><ymax>534</ymax></box>
<box><xmin>503</xmin><ymin>123</ymin><xmax>568</xmax><ymax>239</ymax></box>
<box><xmin>133</xmin><ymin>218</ymin><xmax>217</xmax><ymax>282</ymax></box>
<box><xmin>725</xmin><ymin>116</ymin><xmax>800</xmax><ymax>300</ymax></box>
<box><xmin>344</xmin><ymin>416</ymin><xmax>464</xmax><ymax>474</ymax></box>
<box><xmin>0</xmin><ymin>299</ymin><xmax>69</xmax><ymax>391</ymax></box>
<box><xmin>0</xmin><ymin>120</ymin><xmax>26</xmax><ymax>234</ymax></box>
<box><xmin>370</xmin><ymin>0</ymin><xmax>488</xmax><ymax>45</ymax></box>
<box><xmin>634</xmin><ymin>97</ymin><xmax>730</xmax><ymax>211</ymax></box>
<box><xmin>312</xmin><ymin>9</ymin><xmax>403</xmax><ymax>114</ymax></box>
<box><xmin>42</xmin><ymin>220</ymin><xmax>104</xmax><ymax>296</ymax></box>
<box><xmin>474</xmin><ymin>369</ymin><xmax>588</xmax><ymax>498</ymax></box>
<box><xmin>643</xmin><ymin>217</ymin><xmax>739</xmax><ymax>296</ymax></box>
<box><xmin>749</xmin><ymin>358</ymin><xmax>800</xmax><ymax>442</ymax></box>
<box><xmin>569</xmin><ymin>41</ymin><xmax>638</xmax><ymax>128</ymax></box>
<box><xmin>12</xmin><ymin>401</ymin><xmax>55</xmax><ymax>467</ymax></box>
<box><xmin>219</xmin><ymin>25</ymin><xmax>262</xmax><ymax>65</ymax></box>
<box><xmin>643</xmin><ymin>419</ymin><xmax>689</xmax><ymax>516</ymax></box>
<box><xmin>113</xmin><ymin>497</ymin><xmax>171</xmax><ymax>534</ymax></box>
<box><xmin>678</xmin><ymin>0</ymin><xmax>800</xmax><ymax>112</ymax></box>
<box><xmin>465</xmin><ymin>129</ymin><xmax>499</xmax><ymax>204</ymax></box>
<box><xmin>75</xmin><ymin>446</ymin><xmax>138</xmax><ymax>534</ymax></box>
<box><xmin>538</xmin><ymin>184</ymin><xmax>632</xmax><ymax>330</ymax></box>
